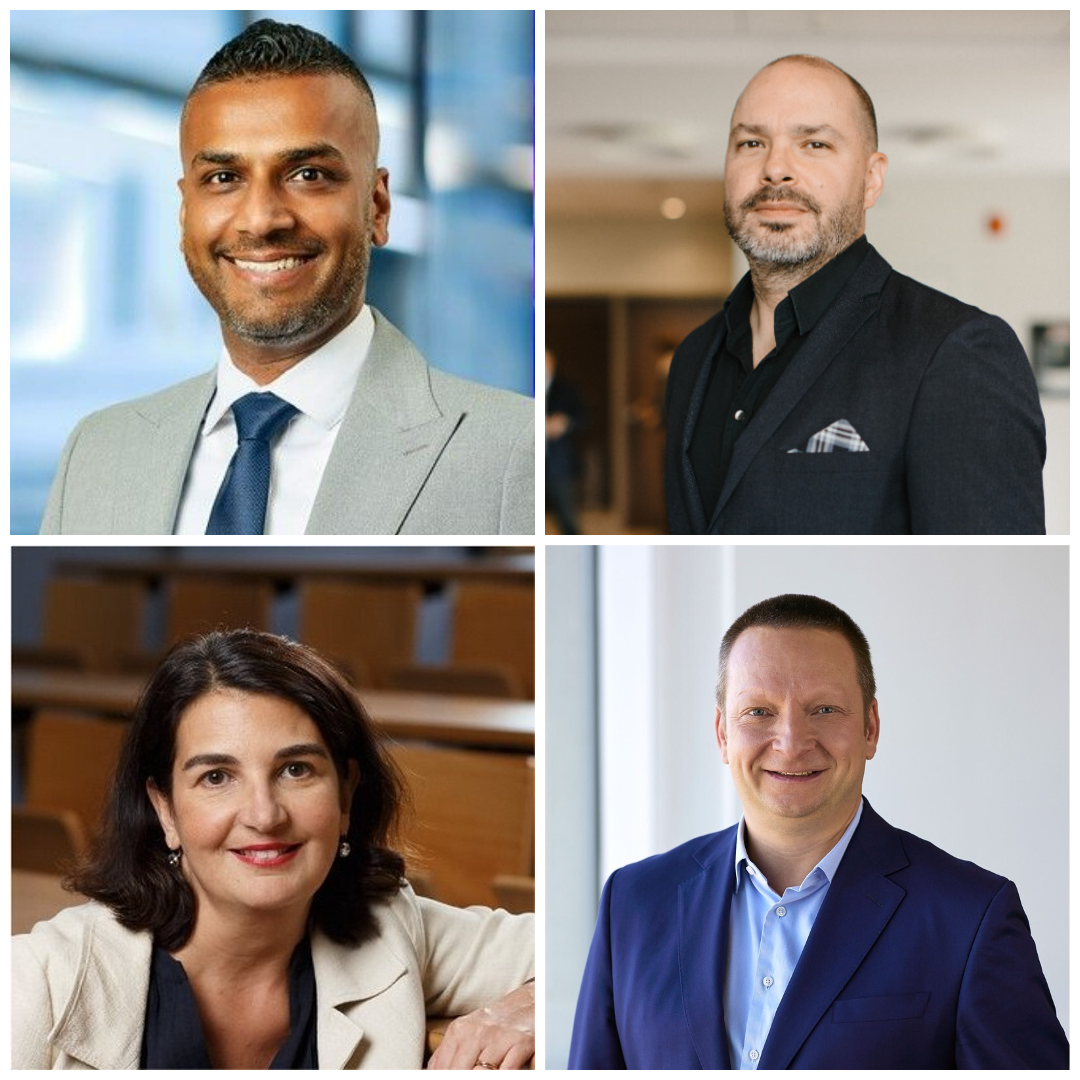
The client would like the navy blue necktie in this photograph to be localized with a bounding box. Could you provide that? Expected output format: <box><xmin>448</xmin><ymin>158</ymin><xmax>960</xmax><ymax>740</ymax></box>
<box><xmin>205</xmin><ymin>392</ymin><xmax>299</xmax><ymax>535</ymax></box>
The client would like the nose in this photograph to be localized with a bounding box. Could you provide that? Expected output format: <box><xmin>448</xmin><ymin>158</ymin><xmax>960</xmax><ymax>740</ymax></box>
<box><xmin>771</xmin><ymin>709</ymin><xmax>816</xmax><ymax>755</ymax></box>
<box><xmin>761</xmin><ymin>143</ymin><xmax>795</xmax><ymax>186</ymax></box>
<box><xmin>233</xmin><ymin>176</ymin><xmax>296</xmax><ymax>238</ymax></box>
<box><xmin>239</xmin><ymin>779</ymin><xmax>288</xmax><ymax>832</ymax></box>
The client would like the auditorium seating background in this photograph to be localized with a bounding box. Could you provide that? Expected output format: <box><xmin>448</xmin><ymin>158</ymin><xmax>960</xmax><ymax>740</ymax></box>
<box><xmin>12</xmin><ymin>547</ymin><xmax>535</xmax><ymax>930</ymax></box>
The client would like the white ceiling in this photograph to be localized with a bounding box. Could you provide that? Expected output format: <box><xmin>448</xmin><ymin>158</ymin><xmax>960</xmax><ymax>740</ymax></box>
<box><xmin>545</xmin><ymin>10</ymin><xmax>1070</xmax><ymax>179</ymax></box>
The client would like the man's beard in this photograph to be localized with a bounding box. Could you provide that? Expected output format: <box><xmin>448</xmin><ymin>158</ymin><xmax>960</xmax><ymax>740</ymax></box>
<box><xmin>185</xmin><ymin>231</ymin><xmax>372</xmax><ymax>346</ymax></box>
<box><xmin>724</xmin><ymin>185</ymin><xmax>864</xmax><ymax>270</ymax></box>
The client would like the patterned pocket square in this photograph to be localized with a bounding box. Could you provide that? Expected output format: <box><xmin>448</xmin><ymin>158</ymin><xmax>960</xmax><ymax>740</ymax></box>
<box><xmin>788</xmin><ymin>418</ymin><xmax>870</xmax><ymax>453</ymax></box>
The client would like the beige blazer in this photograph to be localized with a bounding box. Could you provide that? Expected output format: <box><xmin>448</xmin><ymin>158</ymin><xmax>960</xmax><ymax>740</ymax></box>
<box><xmin>12</xmin><ymin>887</ymin><xmax>534</xmax><ymax>1069</ymax></box>
<box><xmin>40</xmin><ymin>309</ymin><xmax>535</xmax><ymax>536</ymax></box>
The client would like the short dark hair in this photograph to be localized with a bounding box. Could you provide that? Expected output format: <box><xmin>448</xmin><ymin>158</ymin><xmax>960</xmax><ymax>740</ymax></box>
<box><xmin>188</xmin><ymin>18</ymin><xmax>375</xmax><ymax>110</ymax></box>
<box><xmin>765</xmin><ymin>54</ymin><xmax>878</xmax><ymax>152</ymax></box>
<box><xmin>69</xmin><ymin>630</ymin><xmax>405</xmax><ymax>951</ymax></box>
<box><xmin>716</xmin><ymin>594</ymin><xmax>876</xmax><ymax>713</ymax></box>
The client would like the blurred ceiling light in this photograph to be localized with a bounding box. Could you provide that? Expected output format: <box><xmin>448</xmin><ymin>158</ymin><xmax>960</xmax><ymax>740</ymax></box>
<box><xmin>571</xmin><ymin>120</ymin><xmax>700</xmax><ymax>164</ymax></box>
<box><xmin>661</xmin><ymin>197</ymin><xmax>686</xmax><ymax>220</ymax></box>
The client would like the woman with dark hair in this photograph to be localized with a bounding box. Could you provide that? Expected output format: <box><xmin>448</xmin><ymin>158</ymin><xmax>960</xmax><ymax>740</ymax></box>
<box><xmin>13</xmin><ymin>630</ymin><xmax>534</xmax><ymax>1069</ymax></box>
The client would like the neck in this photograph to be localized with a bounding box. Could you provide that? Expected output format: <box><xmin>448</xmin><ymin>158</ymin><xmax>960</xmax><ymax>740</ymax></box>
<box><xmin>744</xmin><ymin>229</ymin><xmax>864</xmax><ymax>314</ymax></box>
<box><xmin>746</xmin><ymin>249</ymin><xmax>829</xmax><ymax>310</ymax></box>
<box><xmin>743</xmin><ymin>799</ymin><xmax>860</xmax><ymax>895</ymax></box>
<box><xmin>223</xmin><ymin>302</ymin><xmax>364</xmax><ymax>386</ymax></box>
<box><xmin>171</xmin><ymin>903</ymin><xmax>309</xmax><ymax>981</ymax></box>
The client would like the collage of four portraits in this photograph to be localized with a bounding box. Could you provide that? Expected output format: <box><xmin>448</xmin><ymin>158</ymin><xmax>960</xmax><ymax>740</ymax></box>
<box><xmin>9</xmin><ymin>10</ymin><xmax>1070</xmax><ymax>1071</ymax></box>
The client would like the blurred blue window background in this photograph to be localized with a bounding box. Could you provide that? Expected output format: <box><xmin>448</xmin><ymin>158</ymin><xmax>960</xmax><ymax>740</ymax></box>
<box><xmin>11</xmin><ymin>10</ymin><xmax>535</xmax><ymax>534</ymax></box>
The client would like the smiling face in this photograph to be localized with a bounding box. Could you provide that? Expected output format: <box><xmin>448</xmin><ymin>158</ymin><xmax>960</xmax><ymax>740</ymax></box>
<box><xmin>178</xmin><ymin>73</ymin><xmax>390</xmax><ymax>380</ymax></box>
<box><xmin>147</xmin><ymin>689</ymin><xmax>356</xmax><ymax>924</ymax></box>
<box><xmin>716</xmin><ymin>625</ymin><xmax>878</xmax><ymax>834</ymax></box>
<box><xmin>723</xmin><ymin>59</ymin><xmax>887</xmax><ymax>272</ymax></box>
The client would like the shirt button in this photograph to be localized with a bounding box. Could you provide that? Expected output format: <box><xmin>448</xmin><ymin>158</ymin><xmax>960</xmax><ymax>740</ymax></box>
<box><xmin>763</xmin><ymin>975</ymin><xmax>774</xmax><ymax>987</ymax></box>
<box><xmin>749</xmin><ymin>1049</ymin><xmax>760</xmax><ymax>1061</ymax></box>
<box><xmin>734</xmin><ymin>409</ymin><xmax>746</xmax><ymax>421</ymax></box>
<box><xmin>776</xmin><ymin>906</ymin><xmax>787</xmax><ymax>917</ymax></box>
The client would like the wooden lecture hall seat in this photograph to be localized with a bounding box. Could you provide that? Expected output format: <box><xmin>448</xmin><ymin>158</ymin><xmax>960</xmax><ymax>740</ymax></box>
<box><xmin>449</xmin><ymin>583</ymin><xmax>535</xmax><ymax>699</ymax></box>
<box><xmin>40</xmin><ymin>577</ymin><xmax>145</xmax><ymax>671</ymax></box>
<box><xmin>164</xmin><ymin>577</ymin><xmax>275</xmax><ymax>644</ymax></box>
<box><xmin>389</xmin><ymin>742</ymin><xmax>534</xmax><ymax>910</ymax></box>
<box><xmin>298</xmin><ymin>579</ymin><xmax>422</xmax><ymax>687</ymax></box>
<box><xmin>23</xmin><ymin>710</ymin><xmax>127</xmax><ymax>842</ymax></box>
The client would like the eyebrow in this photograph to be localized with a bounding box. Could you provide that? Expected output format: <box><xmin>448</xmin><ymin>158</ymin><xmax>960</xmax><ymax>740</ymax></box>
<box><xmin>731</xmin><ymin>122</ymin><xmax>846</xmax><ymax>142</ymax></box>
<box><xmin>182</xmin><ymin>743</ymin><xmax>330</xmax><ymax>771</ymax></box>
<box><xmin>190</xmin><ymin>143</ymin><xmax>347</xmax><ymax>169</ymax></box>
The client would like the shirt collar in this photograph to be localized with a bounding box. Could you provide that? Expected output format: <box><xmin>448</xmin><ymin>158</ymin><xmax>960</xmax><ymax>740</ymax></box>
<box><xmin>787</xmin><ymin>234</ymin><xmax>869</xmax><ymax>334</ymax></box>
<box><xmin>723</xmin><ymin>234</ymin><xmax>870</xmax><ymax>340</ymax></box>
<box><xmin>734</xmin><ymin>797</ymin><xmax>865</xmax><ymax>892</ymax></box>
<box><xmin>203</xmin><ymin>304</ymin><xmax>375</xmax><ymax>434</ymax></box>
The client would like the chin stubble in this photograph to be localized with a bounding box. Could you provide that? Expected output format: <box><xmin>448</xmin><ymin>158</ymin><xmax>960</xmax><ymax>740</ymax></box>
<box><xmin>185</xmin><ymin>222</ymin><xmax>373</xmax><ymax>347</ymax></box>
<box><xmin>725</xmin><ymin>186</ymin><xmax>864</xmax><ymax>271</ymax></box>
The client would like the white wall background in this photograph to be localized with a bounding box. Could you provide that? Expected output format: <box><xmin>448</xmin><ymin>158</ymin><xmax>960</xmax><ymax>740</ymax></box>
<box><xmin>547</xmin><ymin>543</ymin><xmax>1068</xmax><ymax>1065</ymax></box>
<box><xmin>545</xmin><ymin>547</ymin><xmax>600</xmax><ymax>1070</ymax></box>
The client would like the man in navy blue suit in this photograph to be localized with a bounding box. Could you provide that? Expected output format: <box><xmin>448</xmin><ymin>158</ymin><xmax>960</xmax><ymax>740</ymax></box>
<box><xmin>569</xmin><ymin>594</ymin><xmax>1067</xmax><ymax>1069</ymax></box>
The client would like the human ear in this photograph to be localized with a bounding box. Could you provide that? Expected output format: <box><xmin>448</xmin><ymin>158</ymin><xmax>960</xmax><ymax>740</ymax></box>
<box><xmin>371</xmin><ymin>168</ymin><xmax>391</xmax><ymax>248</ymax></box>
<box><xmin>864</xmin><ymin>152</ymin><xmax>888</xmax><ymax>211</ymax></box>
<box><xmin>715</xmin><ymin>706</ymin><xmax>730</xmax><ymax>764</ymax></box>
<box><xmin>146</xmin><ymin>779</ymin><xmax>180</xmax><ymax>849</ymax></box>
<box><xmin>864</xmin><ymin>700</ymin><xmax>881</xmax><ymax>761</ymax></box>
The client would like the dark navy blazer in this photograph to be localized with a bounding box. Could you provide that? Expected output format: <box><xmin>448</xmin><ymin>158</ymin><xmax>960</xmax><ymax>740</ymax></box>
<box><xmin>663</xmin><ymin>245</ymin><xmax>1047</xmax><ymax>534</ymax></box>
<box><xmin>568</xmin><ymin>800</ymin><xmax>1068</xmax><ymax>1069</ymax></box>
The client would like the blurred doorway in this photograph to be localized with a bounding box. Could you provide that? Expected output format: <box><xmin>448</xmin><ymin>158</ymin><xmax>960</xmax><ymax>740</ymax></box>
<box><xmin>546</xmin><ymin>296</ymin><xmax>722</xmax><ymax>533</ymax></box>
<box><xmin>626</xmin><ymin>299</ymin><xmax>720</xmax><ymax>530</ymax></box>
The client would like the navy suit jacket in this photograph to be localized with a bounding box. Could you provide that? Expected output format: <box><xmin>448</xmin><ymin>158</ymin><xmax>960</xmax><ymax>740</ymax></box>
<box><xmin>568</xmin><ymin>801</ymin><xmax>1067</xmax><ymax>1069</ymax></box>
<box><xmin>664</xmin><ymin>244</ymin><xmax>1046</xmax><ymax>534</ymax></box>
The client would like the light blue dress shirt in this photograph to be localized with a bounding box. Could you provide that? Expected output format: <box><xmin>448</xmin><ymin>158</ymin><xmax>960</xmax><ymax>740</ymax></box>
<box><xmin>724</xmin><ymin>799</ymin><xmax>864</xmax><ymax>1069</ymax></box>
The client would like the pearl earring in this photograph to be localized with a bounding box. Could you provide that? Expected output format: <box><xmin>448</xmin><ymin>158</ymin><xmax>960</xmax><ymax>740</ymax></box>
<box><xmin>338</xmin><ymin>839</ymin><xmax>351</xmax><ymax>858</ymax></box>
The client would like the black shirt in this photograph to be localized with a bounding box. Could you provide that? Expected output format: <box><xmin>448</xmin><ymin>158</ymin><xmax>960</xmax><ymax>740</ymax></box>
<box><xmin>140</xmin><ymin>935</ymin><xmax>318</xmax><ymax>1069</ymax></box>
<box><xmin>688</xmin><ymin>236</ymin><xmax>870</xmax><ymax>517</ymax></box>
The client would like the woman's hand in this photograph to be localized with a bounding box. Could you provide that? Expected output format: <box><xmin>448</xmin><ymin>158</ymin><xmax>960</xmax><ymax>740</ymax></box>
<box><xmin>426</xmin><ymin>980</ymin><xmax>535</xmax><ymax>1070</ymax></box>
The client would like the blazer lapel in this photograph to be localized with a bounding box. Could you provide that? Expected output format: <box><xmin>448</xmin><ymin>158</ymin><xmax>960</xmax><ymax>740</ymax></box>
<box><xmin>306</xmin><ymin>310</ymin><xmax>462</xmax><ymax>534</ymax></box>
<box><xmin>49</xmin><ymin>908</ymin><xmax>152</xmax><ymax>1069</ymax></box>
<box><xmin>758</xmin><ymin>801</ymin><xmax>909</xmax><ymax>1069</ymax></box>
<box><xmin>122</xmin><ymin>373</ymin><xmax>214</xmax><ymax>532</ymax></box>
<box><xmin>708</xmin><ymin>248</ymin><xmax>893</xmax><ymax>531</ymax></box>
<box><xmin>678</xmin><ymin>317</ymin><xmax>729</xmax><ymax>533</ymax></box>
<box><xmin>677</xmin><ymin>829</ymin><xmax>737</xmax><ymax>1070</ymax></box>
<box><xmin>312</xmin><ymin>928</ymin><xmax>408</xmax><ymax>1069</ymax></box>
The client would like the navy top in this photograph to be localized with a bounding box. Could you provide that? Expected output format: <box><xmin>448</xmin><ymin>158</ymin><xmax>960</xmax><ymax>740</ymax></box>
<box><xmin>140</xmin><ymin>936</ymin><xmax>318</xmax><ymax>1069</ymax></box>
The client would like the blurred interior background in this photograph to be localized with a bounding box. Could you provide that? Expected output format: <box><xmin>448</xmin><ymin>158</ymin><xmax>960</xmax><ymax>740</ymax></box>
<box><xmin>12</xmin><ymin>545</ymin><xmax>535</xmax><ymax>933</ymax></box>
<box><xmin>11</xmin><ymin>10</ymin><xmax>535</xmax><ymax>535</ymax></box>
<box><xmin>545</xmin><ymin>11</ymin><xmax>1069</xmax><ymax>534</ymax></box>
<box><xmin>545</xmin><ymin>543</ymin><xmax>1068</xmax><ymax>1065</ymax></box>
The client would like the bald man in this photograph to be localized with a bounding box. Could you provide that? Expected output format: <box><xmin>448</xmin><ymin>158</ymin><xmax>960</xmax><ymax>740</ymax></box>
<box><xmin>664</xmin><ymin>56</ymin><xmax>1045</xmax><ymax>535</ymax></box>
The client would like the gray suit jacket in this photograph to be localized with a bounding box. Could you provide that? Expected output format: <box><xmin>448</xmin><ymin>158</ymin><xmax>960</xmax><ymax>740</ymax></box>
<box><xmin>40</xmin><ymin>310</ymin><xmax>534</xmax><ymax>535</ymax></box>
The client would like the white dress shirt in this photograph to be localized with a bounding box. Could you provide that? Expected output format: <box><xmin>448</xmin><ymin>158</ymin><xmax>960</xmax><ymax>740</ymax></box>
<box><xmin>174</xmin><ymin>305</ymin><xmax>374</xmax><ymax>535</ymax></box>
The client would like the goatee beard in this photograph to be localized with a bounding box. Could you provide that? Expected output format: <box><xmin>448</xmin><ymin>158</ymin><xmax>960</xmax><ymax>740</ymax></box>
<box><xmin>724</xmin><ymin>186</ymin><xmax>863</xmax><ymax>274</ymax></box>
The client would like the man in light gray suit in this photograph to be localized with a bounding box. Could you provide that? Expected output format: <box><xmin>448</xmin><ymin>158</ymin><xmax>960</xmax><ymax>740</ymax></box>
<box><xmin>41</xmin><ymin>19</ymin><xmax>533</xmax><ymax>536</ymax></box>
